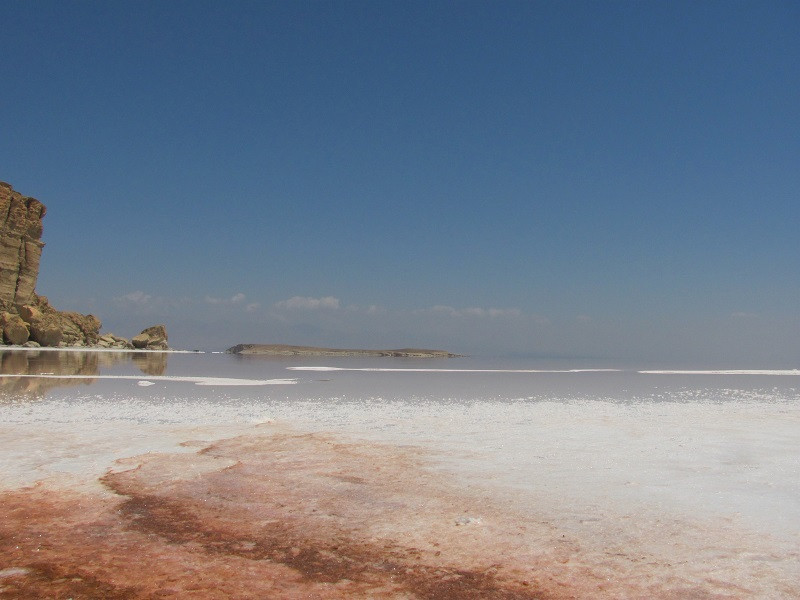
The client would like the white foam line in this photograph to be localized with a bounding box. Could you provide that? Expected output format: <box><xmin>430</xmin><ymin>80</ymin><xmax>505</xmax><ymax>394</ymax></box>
<box><xmin>0</xmin><ymin>374</ymin><xmax>297</xmax><ymax>386</ymax></box>
<box><xmin>639</xmin><ymin>369</ymin><xmax>800</xmax><ymax>375</ymax></box>
<box><xmin>287</xmin><ymin>366</ymin><xmax>621</xmax><ymax>373</ymax></box>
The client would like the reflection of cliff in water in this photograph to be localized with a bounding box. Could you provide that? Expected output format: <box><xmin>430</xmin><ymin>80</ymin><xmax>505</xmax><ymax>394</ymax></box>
<box><xmin>130</xmin><ymin>352</ymin><xmax>168</xmax><ymax>376</ymax></box>
<box><xmin>0</xmin><ymin>351</ymin><xmax>168</xmax><ymax>399</ymax></box>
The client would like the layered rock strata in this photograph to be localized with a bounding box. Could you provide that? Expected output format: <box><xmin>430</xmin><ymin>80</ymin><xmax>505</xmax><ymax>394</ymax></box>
<box><xmin>0</xmin><ymin>182</ymin><xmax>45</xmax><ymax>310</ymax></box>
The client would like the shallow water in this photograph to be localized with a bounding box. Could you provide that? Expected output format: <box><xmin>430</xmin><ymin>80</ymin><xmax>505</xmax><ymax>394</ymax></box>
<box><xmin>1</xmin><ymin>349</ymin><xmax>799</xmax><ymax>598</ymax></box>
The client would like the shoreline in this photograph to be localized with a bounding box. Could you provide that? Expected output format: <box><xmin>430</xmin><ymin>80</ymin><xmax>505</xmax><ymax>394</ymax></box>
<box><xmin>0</xmin><ymin>345</ymin><xmax>199</xmax><ymax>354</ymax></box>
<box><xmin>228</xmin><ymin>343</ymin><xmax>463</xmax><ymax>358</ymax></box>
<box><xmin>1</xmin><ymin>354</ymin><xmax>799</xmax><ymax>597</ymax></box>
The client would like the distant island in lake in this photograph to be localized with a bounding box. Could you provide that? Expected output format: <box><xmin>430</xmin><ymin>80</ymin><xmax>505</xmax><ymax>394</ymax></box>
<box><xmin>227</xmin><ymin>344</ymin><xmax>462</xmax><ymax>358</ymax></box>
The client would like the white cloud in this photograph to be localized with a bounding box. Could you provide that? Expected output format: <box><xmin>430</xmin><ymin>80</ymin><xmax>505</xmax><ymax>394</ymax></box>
<box><xmin>488</xmin><ymin>308</ymin><xmax>522</xmax><ymax>318</ymax></box>
<box><xmin>275</xmin><ymin>296</ymin><xmax>341</xmax><ymax>310</ymax></box>
<box><xmin>110</xmin><ymin>290</ymin><xmax>191</xmax><ymax>315</ymax></box>
<box><xmin>420</xmin><ymin>305</ymin><xmax>458</xmax><ymax>317</ymax></box>
<box><xmin>366</xmin><ymin>304</ymin><xmax>385</xmax><ymax>315</ymax></box>
<box><xmin>416</xmin><ymin>305</ymin><xmax>522</xmax><ymax>318</ymax></box>
<box><xmin>205</xmin><ymin>292</ymin><xmax>247</xmax><ymax>305</ymax></box>
<box><xmin>337</xmin><ymin>303</ymin><xmax>385</xmax><ymax>315</ymax></box>
<box><xmin>245</xmin><ymin>302</ymin><xmax>261</xmax><ymax>312</ymax></box>
<box><xmin>114</xmin><ymin>290</ymin><xmax>152</xmax><ymax>305</ymax></box>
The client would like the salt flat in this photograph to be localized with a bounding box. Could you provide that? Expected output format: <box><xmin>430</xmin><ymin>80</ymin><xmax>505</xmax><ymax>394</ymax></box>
<box><xmin>1</xmin><ymin>351</ymin><xmax>798</xmax><ymax>598</ymax></box>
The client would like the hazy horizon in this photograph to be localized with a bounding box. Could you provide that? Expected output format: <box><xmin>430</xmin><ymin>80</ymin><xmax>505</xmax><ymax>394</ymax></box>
<box><xmin>2</xmin><ymin>1</ymin><xmax>798</xmax><ymax>363</ymax></box>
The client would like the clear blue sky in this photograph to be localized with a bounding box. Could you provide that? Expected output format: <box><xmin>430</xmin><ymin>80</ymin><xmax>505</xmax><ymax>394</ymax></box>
<box><xmin>2</xmin><ymin>0</ymin><xmax>798</xmax><ymax>363</ymax></box>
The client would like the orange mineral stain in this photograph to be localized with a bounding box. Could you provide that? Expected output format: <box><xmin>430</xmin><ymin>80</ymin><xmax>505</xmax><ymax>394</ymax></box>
<box><xmin>0</xmin><ymin>429</ymin><xmax>797</xmax><ymax>599</ymax></box>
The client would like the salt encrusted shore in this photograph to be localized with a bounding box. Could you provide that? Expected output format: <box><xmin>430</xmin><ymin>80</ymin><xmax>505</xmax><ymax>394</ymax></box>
<box><xmin>0</xmin><ymin>426</ymin><xmax>566</xmax><ymax>599</ymax></box>
<box><xmin>2</xmin><ymin>356</ymin><xmax>799</xmax><ymax>597</ymax></box>
<box><xmin>2</xmin><ymin>420</ymin><xmax>797</xmax><ymax>599</ymax></box>
<box><xmin>228</xmin><ymin>343</ymin><xmax>463</xmax><ymax>358</ymax></box>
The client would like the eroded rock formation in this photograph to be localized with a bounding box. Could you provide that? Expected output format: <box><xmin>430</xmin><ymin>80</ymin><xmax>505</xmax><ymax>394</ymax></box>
<box><xmin>0</xmin><ymin>182</ymin><xmax>45</xmax><ymax>310</ymax></box>
<box><xmin>0</xmin><ymin>182</ymin><xmax>168</xmax><ymax>348</ymax></box>
<box><xmin>16</xmin><ymin>296</ymin><xmax>102</xmax><ymax>347</ymax></box>
<box><xmin>132</xmin><ymin>325</ymin><xmax>169</xmax><ymax>350</ymax></box>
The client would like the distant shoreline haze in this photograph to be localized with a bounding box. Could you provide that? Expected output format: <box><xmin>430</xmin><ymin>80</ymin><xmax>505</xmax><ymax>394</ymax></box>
<box><xmin>227</xmin><ymin>344</ymin><xmax>462</xmax><ymax>358</ymax></box>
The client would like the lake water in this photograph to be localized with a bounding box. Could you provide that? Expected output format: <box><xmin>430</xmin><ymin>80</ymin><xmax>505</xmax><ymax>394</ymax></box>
<box><xmin>1</xmin><ymin>349</ymin><xmax>799</xmax><ymax>598</ymax></box>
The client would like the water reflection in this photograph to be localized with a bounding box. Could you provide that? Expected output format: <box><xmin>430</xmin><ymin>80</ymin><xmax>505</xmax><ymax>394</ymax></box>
<box><xmin>130</xmin><ymin>352</ymin><xmax>169</xmax><ymax>376</ymax></box>
<box><xmin>0</xmin><ymin>350</ymin><xmax>168</xmax><ymax>399</ymax></box>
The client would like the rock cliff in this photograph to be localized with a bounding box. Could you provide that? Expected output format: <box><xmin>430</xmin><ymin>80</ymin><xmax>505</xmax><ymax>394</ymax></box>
<box><xmin>0</xmin><ymin>182</ymin><xmax>168</xmax><ymax>349</ymax></box>
<box><xmin>0</xmin><ymin>182</ymin><xmax>45</xmax><ymax>310</ymax></box>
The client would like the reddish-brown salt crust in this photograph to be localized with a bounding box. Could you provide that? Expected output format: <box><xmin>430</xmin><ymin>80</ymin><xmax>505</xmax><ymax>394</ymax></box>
<box><xmin>0</xmin><ymin>430</ymin><xmax>794</xmax><ymax>599</ymax></box>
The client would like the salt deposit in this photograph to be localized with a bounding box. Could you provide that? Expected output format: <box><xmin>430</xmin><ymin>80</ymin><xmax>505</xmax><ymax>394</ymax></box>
<box><xmin>1</xmin><ymin>351</ymin><xmax>798</xmax><ymax>597</ymax></box>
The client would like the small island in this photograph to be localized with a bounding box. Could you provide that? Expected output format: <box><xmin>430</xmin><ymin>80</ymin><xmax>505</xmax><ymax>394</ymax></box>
<box><xmin>227</xmin><ymin>344</ymin><xmax>462</xmax><ymax>358</ymax></box>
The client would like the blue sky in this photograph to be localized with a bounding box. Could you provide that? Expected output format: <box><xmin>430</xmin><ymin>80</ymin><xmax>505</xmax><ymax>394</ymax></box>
<box><xmin>2</xmin><ymin>1</ymin><xmax>798</xmax><ymax>362</ymax></box>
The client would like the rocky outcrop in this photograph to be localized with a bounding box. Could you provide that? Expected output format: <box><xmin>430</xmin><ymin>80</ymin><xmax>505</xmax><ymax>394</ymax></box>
<box><xmin>96</xmin><ymin>332</ymin><xmax>135</xmax><ymax>349</ymax></box>
<box><xmin>0</xmin><ymin>182</ymin><xmax>46</xmax><ymax>311</ymax></box>
<box><xmin>0</xmin><ymin>182</ymin><xmax>170</xmax><ymax>349</ymax></box>
<box><xmin>131</xmin><ymin>325</ymin><xmax>169</xmax><ymax>350</ymax></box>
<box><xmin>0</xmin><ymin>312</ymin><xmax>30</xmax><ymax>345</ymax></box>
<box><xmin>15</xmin><ymin>295</ymin><xmax>101</xmax><ymax>347</ymax></box>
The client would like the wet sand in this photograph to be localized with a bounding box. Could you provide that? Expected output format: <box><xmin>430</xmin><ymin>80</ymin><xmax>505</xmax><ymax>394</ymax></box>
<box><xmin>2</xmin><ymin>422</ymin><xmax>798</xmax><ymax>599</ymax></box>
